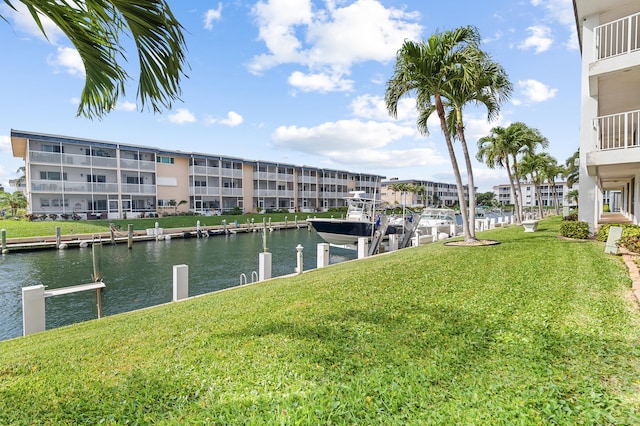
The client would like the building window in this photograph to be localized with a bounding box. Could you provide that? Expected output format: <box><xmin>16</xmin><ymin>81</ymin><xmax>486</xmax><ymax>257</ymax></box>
<box><xmin>126</xmin><ymin>176</ymin><xmax>141</xmax><ymax>184</ymax></box>
<box><xmin>41</xmin><ymin>144</ymin><xmax>62</xmax><ymax>153</ymax></box>
<box><xmin>39</xmin><ymin>171</ymin><xmax>67</xmax><ymax>181</ymax></box>
<box><xmin>87</xmin><ymin>175</ymin><xmax>106</xmax><ymax>183</ymax></box>
<box><xmin>194</xmin><ymin>180</ymin><xmax>207</xmax><ymax>187</ymax></box>
<box><xmin>158</xmin><ymin>199</ymin><xmax>174</xmax><ymax>207</ymax></box>
<box><xmin>157</xmin><ymin>156</ymin><xmax>175</xmax><ymax>164</ymax></box>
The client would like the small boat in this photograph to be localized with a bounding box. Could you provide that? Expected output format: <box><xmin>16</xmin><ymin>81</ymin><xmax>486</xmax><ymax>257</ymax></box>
<box><xmin>307</xmin><ymin>192</ymin><xmax>402</xmax><ymax>246</ymax></box>
<box><xmin>417</xmin><ymin>208</ymin><xmax>458</xmax><ymax>237</ymax></box>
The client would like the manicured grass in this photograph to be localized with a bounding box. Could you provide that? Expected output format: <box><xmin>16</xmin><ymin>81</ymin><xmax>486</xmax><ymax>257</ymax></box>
<box><xmin>0</xmin><ymin>212</ymin><xmax>336</xmax><ymax>238</ymax></box>
<box><xmin>1</xmin><ymin>216</ymin><xmax>640</xmax><ymax>424</ymax></box>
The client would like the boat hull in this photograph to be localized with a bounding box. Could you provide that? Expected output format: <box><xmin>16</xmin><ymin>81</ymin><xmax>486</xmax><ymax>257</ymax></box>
<box><xmin>308</xmin><ymin>219</ymin><xmax>400</xmax><ymax>245</ymax></box>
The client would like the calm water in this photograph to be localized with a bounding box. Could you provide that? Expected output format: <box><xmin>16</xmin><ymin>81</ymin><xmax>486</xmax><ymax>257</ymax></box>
<box><xmin>0</xmin><ymin>228</ymin><xmax>356</xmax><ymax>341</ymax></box>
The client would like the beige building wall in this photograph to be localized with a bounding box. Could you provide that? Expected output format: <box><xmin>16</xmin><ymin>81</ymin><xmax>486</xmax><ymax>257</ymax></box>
<box><xmin>242</xmin><ymin>163</ymin><xmax>255</xmax><ymax>213</ymax></box>
<box><xmin>156</xmin><ymin>154</ymin><xmax>191</xmax><ymax>213</ymax></box>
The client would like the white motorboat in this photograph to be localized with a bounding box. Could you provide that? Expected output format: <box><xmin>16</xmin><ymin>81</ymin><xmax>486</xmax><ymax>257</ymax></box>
<box><xmin>417</xmin><ymin>208</ymin><xmax>458</xmax><ymax>237</ymax></box>
<box><xmin>307</xmin><ymin>192</ymin><xmax>403</xmax><ymax>246</ymax></box>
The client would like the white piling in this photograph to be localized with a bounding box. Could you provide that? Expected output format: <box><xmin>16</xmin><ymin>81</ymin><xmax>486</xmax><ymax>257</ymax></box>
<box><xmin>388</xmin><ymin>234</ymin><xmax>399</xmax><ymax>251</ymax></box>
<box><xmin>22</xmin><ymin>285</ymin><xmax>46</xmax><ymax>336</ymax></box>
<box><xmin>357</xmin><ymin>237</ymin><xmax>368</xmax><ymax>258</ymax></box>
<box><xmin>295</xmin><ymin>244</ymin><xmax>304</xmax><ymax>274</ymax></box>
<box><xmin>317</xmin><ymin>243</ymin><xmax>330</xmax><ymax>268</ymax></box>
<box><xmin>431</xmin><ymin>226</ymin><xmax>439</xmax><ymax>241</ymax></box>
<box><xmin>172</xmin><ymin>264</ymin><xmax>189</xmax><ymax>301</ymax></box>
<box><xmin>449</xmin><ymin>224</ymin><xmax>457</xmax><ymax>237</ymax></box>
<box><xmin>259</xmin><ymin>252</ymin><xmax>272</xmax><ymax>281</ymax></box>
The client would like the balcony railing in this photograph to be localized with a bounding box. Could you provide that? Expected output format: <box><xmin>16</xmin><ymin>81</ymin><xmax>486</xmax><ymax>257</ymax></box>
<box><xmin>189</xmin><ymin>187</ymin><xmax>221</xmax><ymax>196</ymax></box>
<box><xmin>596</xmin><ymin>109</ymin><xmax>640</xmax><ymax>150</ymax></box>
<box><xmin>595</xmin><ymin>12</ymin><xmax>640</xmax><ymax>60</ymax></box>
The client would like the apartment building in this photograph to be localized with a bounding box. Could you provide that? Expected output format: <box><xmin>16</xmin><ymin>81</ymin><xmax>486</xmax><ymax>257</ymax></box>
<box><xmin>574</xmin><ymin>1</ymin><xmax>640</xmax><ymax>229</ymax></box>
<box><xmin>10</xmin><ymin>130</ymin><xmax>384</xmax><ymax>219</ymax></box>
<box><xmin>380</xmin><ymin>179</ymin><xmax>469</xmax><ymax>208</ymax></box>
<box><xmin>493</xmin><ymin>182</ymin><xmax>570</xmax><ymax>207</ymax></box>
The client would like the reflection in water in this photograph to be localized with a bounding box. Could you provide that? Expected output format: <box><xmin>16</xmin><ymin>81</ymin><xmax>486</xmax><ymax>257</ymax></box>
<box><xmin>0</xmin><ymin>229</ymin><xmax>356</xmax><ymax>341</ymax></box>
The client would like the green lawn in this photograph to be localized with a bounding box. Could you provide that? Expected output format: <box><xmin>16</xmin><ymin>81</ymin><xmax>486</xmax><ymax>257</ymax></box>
<box><xmin>0</xmin><ymin>212</ymin><xmax>336</xmax><ymax>238</ymax></box>
<box><xmin>1</xmin><ymin>216</ymin><xmax>639</xmax><ymax>424</ymax></box>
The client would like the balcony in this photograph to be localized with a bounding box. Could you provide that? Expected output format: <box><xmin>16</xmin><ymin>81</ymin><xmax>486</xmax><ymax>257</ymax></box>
<box><xmin>122</xmin><ymin>184</ymin><xmax>156</xmax><ymax>194</ymax></box>
<box><xmin>190</xmin><ymin>187</ymin><xmax>221</xmax><ymax>196</ymax></box>
<box><xmin>121</xmin><ymin>158</ymin><xmax>156</xmax><ymax>171</ymax></box>
<box><xmin>595</xmin><ymin>12</ymin><xmax>640</xmax><ymax>60</ymax></box>
<box><xmin>596</xmin><ymin>109</ymin><xmax>640</xmax><ymax>150</ymax></box>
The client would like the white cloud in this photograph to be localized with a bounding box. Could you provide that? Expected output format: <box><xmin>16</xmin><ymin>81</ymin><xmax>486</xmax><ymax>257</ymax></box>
<box><xmin>47</xmin><ymin>46</ymin><xmax>84</xmax><ymax>76</ymax></box>
<box><xmin>288</xmin><ymin>71</ymin><xmax>353</xmax><ymax>93</ymax></box>
<box><xmin>220</xmin><ymin>111</ymin><xmax>244</xmax><ymax>127</ymax></box>
<box><xmin>518</xmin><ymin>79</ymin><xmax>558</xmax><ymax>103</ymax></box>
<box><xmin>203</xmin><ymin>3</ymin><xmax>223</xmax><ymax>30</ymax></box>
<box><xmin>519</xmin><ymin>25</ymin><xmax>553</xmax><ymax>54</ymax></box>
<box><xmin>271</xmin><ymin>119</ymin><xmax>448</xmax><ymax>169</ymax></box>
<box><xmin>250</xmin><ymin>0</ymin><xmax>422</xmax><ymax>93</ymax></box>
<box><xmin>168</xmin><ymin>108</ymin><xmax>197</xmax><ymax>124</ymax></box>
<box><xmin>205</xmin><ymin>111</ymin><xmax>244</xmax><ymax>127</ymax></box>
<box><xmin>530</xmin><ymin>0</ymin><xmax>578</xmax><ymax>51</ymax></box>
<box><xmin>0</xmin><ymin>2</ymin><xmax>64</xmax><ymax>43</ymax></box>
<box><xmin>116</xmin><ymin>101</ymin><xmax>137</xmax><ymax>112</ymax></box>
<box><xmin>349</xmin><ymin>94</ymin><xmax>416</xmax><ymax>122</ymax></box>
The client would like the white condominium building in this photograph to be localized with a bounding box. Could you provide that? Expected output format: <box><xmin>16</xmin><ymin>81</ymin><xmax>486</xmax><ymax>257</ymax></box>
<box><xmin>574</xmin><ymin>1</ymin><xmax>640</xmax><ymax>229</ymax></box>
<box><xmin>10</xmin><ymin>130</ymin><xmax>384</xmax><ymax>219</ymax></box>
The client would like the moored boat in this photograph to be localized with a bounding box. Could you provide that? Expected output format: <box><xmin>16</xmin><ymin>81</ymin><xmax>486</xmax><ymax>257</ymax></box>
<box><xmin>307</xmin><ymin>192</ymin><xmax>402</xmax><ymax>246</ymax></box>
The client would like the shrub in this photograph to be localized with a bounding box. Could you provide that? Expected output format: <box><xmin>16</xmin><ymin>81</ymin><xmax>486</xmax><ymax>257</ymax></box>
<box><xmin>49</xmin><ymin>214</ymin><xmax>58</xmax><ymax>221</ymax></box>
<box><xmin>596</xmin><ymin>223</ymin><xmax>640</xmax><ymax>242</ymax></box>
<box><xmin>563</xmin><ymin>213</ymin><xmax>578</xmax><ymax>221</ymax></box>
<box><xmin>560</xmin><ymin>220</ymin><xmax>590</xmax><ymax>239</ymax></box>
<box><xmin>603</xmin><ymin>204</ymin><xmax>610</xmax><ymax>212</ymax></box>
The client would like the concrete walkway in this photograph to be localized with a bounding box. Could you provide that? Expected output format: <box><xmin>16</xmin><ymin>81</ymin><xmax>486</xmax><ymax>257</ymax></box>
<box><xmin>598</xmin><ymin>212</ymin><xmax>632</xmax><ymax>225</ymax></box>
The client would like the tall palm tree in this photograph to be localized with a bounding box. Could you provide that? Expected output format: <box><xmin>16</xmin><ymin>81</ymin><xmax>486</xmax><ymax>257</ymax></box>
<box><xmin>388</xmin><ymin>182</ymin><xmax>408</xmax><ymax>207</ymax></box>
<box><xmin>441</xmin><ymin>55</ymin><xmax>512</xmax><ymax>234</ymax></box>
<box><xmin>385</xmin><ymin>26</ymin><xmax>494</xmax><ymax>242</ymax></box>
<box><xmin>4</xmin><ymin>0</ymin><xmax>188</xmax><ymax>119</ymax></box>
<box><xmin>477</xmin><ymin>126</ymin><xmax>520</xmax><ymax>222</ymax></box>
<box><xmin>0</xmin><ymin>191</ymin><xmax>27</xmax><ymax>216</ymax></box>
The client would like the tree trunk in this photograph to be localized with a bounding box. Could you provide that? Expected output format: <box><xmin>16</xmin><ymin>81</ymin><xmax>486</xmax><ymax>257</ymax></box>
<box><xmin>435</xmin><ymin>95</ymin><xmax>472</xmax><ymax>241</ymax></box>
<box><xmin>512</xmin><ymin>159</ymin><xmax>524</xmax><ymax>224</ymax></box>
<box><xmin>456</xmin><ymin>108</ymin><xmax>476</xmax><ymax>240</ymax></box>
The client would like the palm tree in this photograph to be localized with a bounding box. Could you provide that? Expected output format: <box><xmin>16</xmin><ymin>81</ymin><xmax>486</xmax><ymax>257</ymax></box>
<box><xmin>564</xmin><ymin>150</ymin><xmax>579</xmax><ymax>189</ymax></box>
<box><xmin>477</xmin><ymin>126</ymin><xmax>520</xmax><ymax>223</ymax></box>
<box><xmin>566</xmin><ymin>189</ymin><xmax>579</xmax><ymax>208</ymax></box>
<box><xmin>385</xmin><ymin>27</ymin><xmax>496</xmax><ymax>242</ymax></box>
<box><xmin>0</xmin><ymin>191</ymin><xmax>28</xmax><ymax>216</ymax></box>
<box><xmin>388</xmin><ymin>182</ymin><xmax>408</xmax><ymax>207</ymax></box>
<box><xmin>520</xmin><ymin>151</ymin><xmax>553</xmax><ymax>218</ymax></box>
<box><xmin>541</xmin><ymin>156</ymin><xmax>563</xmax><ymax>215</ymax></box>
<box><xmin>440</xmin><ymin>54</ymin><xmax>512</xmax><ymax>233</ymax></box>
<box><xmin>4</xmin><ymin>0</ymin><xmax>188</xmax><ymax>119</ymax></box>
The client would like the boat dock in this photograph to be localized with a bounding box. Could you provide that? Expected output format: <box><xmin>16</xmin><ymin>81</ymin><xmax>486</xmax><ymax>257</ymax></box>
<box><xmin>1</xmin><ymin>220</ymin><xmax>309</xmax><ymax>253</ymax></box>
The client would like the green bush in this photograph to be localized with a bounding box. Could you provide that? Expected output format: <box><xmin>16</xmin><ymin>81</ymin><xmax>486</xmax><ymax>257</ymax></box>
<box><xmin>603</xmin><ymin>204</ymin><xmax>610</xmax><ymax>212</ymax></box>
<box><xmin>596</xmin><ymin>223</ymin><xmax>640</xmax><ymax>242</ymax></box>
<box><xmin>560</xmin><ymin>220</ymin><xmax>590</xmax><ymax>239</ymax></box>
<box><xmin>563</xmin><ymin>213</ymin><xmax>578</xmax><ymax>221</ymax></box>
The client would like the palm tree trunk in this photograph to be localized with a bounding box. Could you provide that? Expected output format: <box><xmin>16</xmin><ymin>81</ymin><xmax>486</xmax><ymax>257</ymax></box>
<box><xmin>512</xmin><ymin>159</ymin><xmax>525</xmax><ymax>223</ymax></box>
<box><xmin>504</xmin><ymin>158</ymin><xmax>519</xmax><ymax>224</ymax></box>
<box><xmin>456</xmin><ymin>109</ymin><xmax>477</xmax><ymax>240</ymax></box>
<box><xmin>436</xmin><ymin>95</ymin><xmax>472</xmax><ymax>241</ymax></box>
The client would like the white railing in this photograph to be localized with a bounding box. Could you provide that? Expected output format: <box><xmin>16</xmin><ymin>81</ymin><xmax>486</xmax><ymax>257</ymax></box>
<box><xmin>595</xmin><ymin>12</ymin><xmax>640</xmax><ymax>60</ymax></box>
<box><xmin>220</xmin><ymin>168</ymin><xmax>243</xmax><ymax>178</ymax></box>
<box><xmin>221</xmin><ymin>188</ymin><xmax>243</xmax><ymax>196</ymax></box>
<box><xmin>597</xmin><ymin>109</ymin><xmax>640</xmax><ymax>150</ymax></box>
<box><xmin>190</xmin><ymin>187</ymin><xmax>221</xmax><ymax>196</ymax></box>
<box><xmin>121</xmin><ymin>184</ymin><xmax>156</xmax><ymax>194</ymax></box>
<box><xmin>254</xmin><ymin>172</ymin><xmax>278</xmax><ymax>181</ymax></box>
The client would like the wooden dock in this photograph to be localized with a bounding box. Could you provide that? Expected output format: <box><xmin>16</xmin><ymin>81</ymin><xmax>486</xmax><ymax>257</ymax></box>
<box><xmin>1</xmin><ymin>221</ymin><xmax>310</xmax><ymax>253</ymax></box>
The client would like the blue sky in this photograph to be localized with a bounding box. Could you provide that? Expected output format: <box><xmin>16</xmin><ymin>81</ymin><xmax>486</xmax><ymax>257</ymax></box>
<box><xmin>0</xmin><ymin>0</ymin><xmax>580</xmax><ymax>193</ymax></box>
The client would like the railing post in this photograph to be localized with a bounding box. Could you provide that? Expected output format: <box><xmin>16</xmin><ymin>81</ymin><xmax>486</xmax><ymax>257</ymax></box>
<box><xmin>259</xmin><ymin>252</ymin><xmax>272</xmax><ymax>281</ymax></box>
<box><xmin>22</xmin><ymin>285</ymin><xmax>46</xmax><ymax>336</ymax></box>
<box><xmin>317</xmin><ymin>243</ymin><xmax>329</xmax><ymax>268</ymax></box>
<box><xmin>173</xmin><ymin>264</ymin><xmax>189</xmax><ymax>301</ymax></box>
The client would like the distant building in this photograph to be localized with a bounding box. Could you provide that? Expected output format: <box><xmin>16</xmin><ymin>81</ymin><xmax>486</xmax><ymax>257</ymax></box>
<box><xmin>380</xmin><ymin>179</ymin><xmax>470</xmax><ymax>208</ymax></box>
<box><xmin>10</xmin><ymin>129</ymin><xmax>384</xmax><ymax>218</ymax></box>
<box><xmin>492</xmin><ymin>182</ymin><xmax>570</xmax><ymax>207</ymax></box>
<box><xmin>574</xmin><ymin>1</ymin><xmax>640</xmax><ymax>229</ymax></box>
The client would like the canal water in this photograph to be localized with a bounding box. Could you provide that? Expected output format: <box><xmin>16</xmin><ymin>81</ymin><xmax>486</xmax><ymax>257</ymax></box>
<box><xmin>0</xmin><ymin>228</ymin><xmax>357</xmax><ymax>341</ymax></box>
